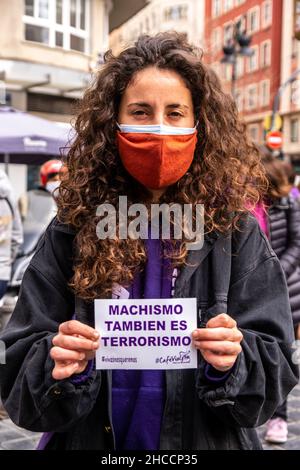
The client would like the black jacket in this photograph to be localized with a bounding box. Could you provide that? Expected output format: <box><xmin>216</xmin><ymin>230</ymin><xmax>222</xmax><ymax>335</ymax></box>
<box><xmin>268</xmin><ymin>195</ymin><xmax>300</xmax><ymax>325</ymax></box>
<box><xmin>0</xmin><ymin>215</ymin><xmax>298</xmax><ymax>450</ymax></box>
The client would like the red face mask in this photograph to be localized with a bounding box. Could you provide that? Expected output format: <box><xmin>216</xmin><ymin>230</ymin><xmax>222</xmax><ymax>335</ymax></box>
<box><xmin>117</xmin><ymin>131</ymin><xmax>197</xmax><ymax>190</ymax></box>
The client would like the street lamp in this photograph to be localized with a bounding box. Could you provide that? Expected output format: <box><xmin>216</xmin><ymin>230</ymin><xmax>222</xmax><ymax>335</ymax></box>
<box><xmin>221</xmin><ymin>18</ymin><xmax>254</xmax><ymax>99</ymax></box>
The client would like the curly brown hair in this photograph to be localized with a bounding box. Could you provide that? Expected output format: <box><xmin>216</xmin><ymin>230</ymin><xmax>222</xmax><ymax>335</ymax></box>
<box><xmin>57</xmin><ymin>32</ymin><xmax>267</xmax><ymax>300</ymax></box>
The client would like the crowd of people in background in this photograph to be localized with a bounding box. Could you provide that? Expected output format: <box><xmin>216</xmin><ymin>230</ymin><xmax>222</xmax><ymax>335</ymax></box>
<box><xmin>0</xmin><ymin>159</ymin><xmax>63</xmax><ymax>310</ymax></box>
<box><xmin>0</xmin><ymin>159</ymin><xmax>63</xmax><ymax>418</ymax></box>
<box><xmin>251</xmin><ymin>147</ymin><xmax>300</xmax><ymax>444</ymax></box>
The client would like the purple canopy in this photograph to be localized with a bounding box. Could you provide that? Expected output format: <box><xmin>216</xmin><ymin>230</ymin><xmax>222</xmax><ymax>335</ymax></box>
<box><xmin>0</xmin><ymin>106</ymin><xmax>74</xmax><ymax>164</ymax></box>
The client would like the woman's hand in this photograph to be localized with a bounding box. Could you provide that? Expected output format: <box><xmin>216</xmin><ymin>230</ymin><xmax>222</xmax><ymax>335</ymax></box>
<box><xmin>192</xmin><ymin>313</ymin><xmax>243</xmax><ymax>372</ymax></box>
<box><xmin>50</xmin><ymin>320</ymin><xmax>100</xmax><ymax>380</ymax></box>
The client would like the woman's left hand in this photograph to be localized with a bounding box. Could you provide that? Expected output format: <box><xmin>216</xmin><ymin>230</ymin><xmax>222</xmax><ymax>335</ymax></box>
<box><xmin>192</xmin><ymin>313</ymin><xmax>243</xmax><ymax>372</ymax></box>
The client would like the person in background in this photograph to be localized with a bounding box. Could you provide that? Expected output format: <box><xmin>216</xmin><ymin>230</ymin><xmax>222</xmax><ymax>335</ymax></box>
<box><xmin>281</xmin><ymin>160</ymin><xmax>300</xmax><ymax>200</ymax></box>
<box><xmin>252</xmin><ymin>147</ymin><xmax>300</xmax><ymax>445</ymax></box>
<box><xmin>40</xmin><ymin>159</ymin><xmax>63</xmax><ymax>194</ymax></box>
<box><xmin>18</xmin><ymin>159</ymin><xmax>63</xmax><ymax>221</ymax></box>
<box><xmin>0</xmin><ymin>169</ymin><xmax>23</xmax><ymax>420</ymax></box>
<box><xmin>0</xmin><ymin>169</ymin><xmax>23</xmax><ymax>300</ymax></box>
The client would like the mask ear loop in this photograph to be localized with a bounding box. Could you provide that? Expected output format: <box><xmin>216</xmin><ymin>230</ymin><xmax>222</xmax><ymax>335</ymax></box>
<box><xmin>194</xmin><ymin>120</ymin><xmax>199</xmax><ymax>129</ymax></box>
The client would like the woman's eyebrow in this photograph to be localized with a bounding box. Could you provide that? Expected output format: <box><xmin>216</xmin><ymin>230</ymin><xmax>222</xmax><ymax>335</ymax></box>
<box><xmin>127</xmin><ymin>102</ymin><xmax>151</xmax><ymax>108</ymax></box>
<box><xmin>166</xmin><ymin>104</ymin><xmax>189</xmax><ymax>110</ymax></box>
<box><xmin>127</xmin><ymin>102</ymin><xmax>189</xmax><ymax>109</ymax></box>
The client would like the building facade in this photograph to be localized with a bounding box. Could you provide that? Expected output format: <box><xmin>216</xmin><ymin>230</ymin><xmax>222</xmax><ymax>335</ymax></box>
<box><xmin>1</xmin><ymin>0</ymin><xmax>111</xmax><ymax>120</ymax></box>
<box><xmin>109</xmin><ymin>0</ymin><xmax>205</xmax><ymax>55</ymax></box>
<box><xmin>204</xmin><ymin>0</ymin><xmax>281</xmax><ymax>146</ymax></box>
<box><xmin>279</xmin><ymin>0</ymin><xmax>300</xmax><ymax>168</ymax></box>
<box><xmin>0</xmin><ymin>0</ymin><xmax>146</xmax><ymax>196</ymax></box>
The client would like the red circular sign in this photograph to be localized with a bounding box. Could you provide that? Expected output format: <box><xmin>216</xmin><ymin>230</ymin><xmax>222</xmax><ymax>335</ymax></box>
<box><xmin>266</xmin><ymin>130</ymin><xmax>283</xmax><ymax>149</ymax></box>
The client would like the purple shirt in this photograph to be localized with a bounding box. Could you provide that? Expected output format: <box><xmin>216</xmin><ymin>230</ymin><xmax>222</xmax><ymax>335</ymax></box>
<box><xmin>111</xmin><ymin>237</ymin><xmax>173</xmax><ymax>450</ymax></box>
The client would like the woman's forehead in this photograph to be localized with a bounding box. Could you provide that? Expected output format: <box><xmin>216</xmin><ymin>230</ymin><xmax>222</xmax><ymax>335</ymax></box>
<box><xmin>123</xmin><ymin>67</ymin><xmax>192</xmax><ymax>104</ymax></box>
<box><xmin>129</xmin><ymin>66</ymin><xmax>187</xmax><ymax>88</ymax></box>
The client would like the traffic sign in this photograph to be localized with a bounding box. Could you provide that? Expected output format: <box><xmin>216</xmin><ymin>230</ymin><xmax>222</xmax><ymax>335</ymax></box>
<box><xmin>266</xmin><ymin>130</ymin><xmax>283</xmax><ymax>149</ymax></box>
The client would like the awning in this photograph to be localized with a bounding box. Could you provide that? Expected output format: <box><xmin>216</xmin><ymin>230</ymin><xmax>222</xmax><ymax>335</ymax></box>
<box><xmin>0</xmin><ymin>106</ymin><xmax>74</xmax><ymax>165</ymax></box>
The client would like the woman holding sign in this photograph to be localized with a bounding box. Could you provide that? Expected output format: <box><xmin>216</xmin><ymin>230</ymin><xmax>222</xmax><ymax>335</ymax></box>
<box><xmin>0</xmin><ymin>33</ymin><xmax>298</xmax><ymax>450</ymax></box>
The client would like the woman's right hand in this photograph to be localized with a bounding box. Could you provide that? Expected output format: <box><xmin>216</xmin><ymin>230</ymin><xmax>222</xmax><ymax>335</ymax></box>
<box><xmin>50</xmin><ymin>320</ymin><xmax>100</xmax><ymax>380</ymax></box>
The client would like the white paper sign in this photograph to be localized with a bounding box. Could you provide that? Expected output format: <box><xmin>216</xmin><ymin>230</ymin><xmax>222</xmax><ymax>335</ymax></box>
<box><xmin>95</xmin><ymin>298</ymin><xmax>198</xmax><ymax>370</ymax></box>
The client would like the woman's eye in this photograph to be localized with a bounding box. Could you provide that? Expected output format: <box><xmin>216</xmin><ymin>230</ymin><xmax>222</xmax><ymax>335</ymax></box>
<box><xmin>132</xmin><ymin>110</ymin><xmax>147</xmax><ymax>116</ymax></box>
<box><xmin>169</xmin><ymin>112</ymin><xmax>183</xmax><ymax>118</ymax></box>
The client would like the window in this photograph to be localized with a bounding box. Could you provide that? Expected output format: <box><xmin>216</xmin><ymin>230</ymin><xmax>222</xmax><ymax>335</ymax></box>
<box><xmin>291</xmin><ymin>80</ymin><xmax>300</xmax><ymax>106</ymax></box>
<box><xmin>223</xmin><ymin>0</ymin><xmax>233</xmax><ymax>12</ymax></box>
<box><xmin>292</xmin><ymin>37</ymin><xmax>299</xmax><ymax>59</ymax></box>
<box><xmin>248</xmin><ymin>6</ymin><xmax>260</xmax><ymax>34</ymax></box>
<box><xmin>25</xmin><ymin>0</ymin><xmax>49</xmax><ymax>18</ymax></box>
<box><xmin>211</xmin><ymin>27</ymin><xmax>222</xmax><ymax>52</ymax></box>
<box><xmin>56</xmin><ymin>0</ymin><xmax>62</xmax><ymax>24</ymax></box>
<box><xmin>223</xmin><ymin>63</ymin><xmax>232</xmax><ymax>82</ymax></box>
<box><xmin>235</xmin><ymin>0</ymin><xmax>246</xmax><ymax>5</ymax></box>
<box><xmin>23</xmin><ymin>0</ymin><xmax>90</xmax><ymax>53</ymax></box>
<box><xmin>261</xmin><ymin>40</ymin><xmax>271</xmax><ymax>67</ymax></box>
<box><xmin>27</xmin><ymin>92</ymin><xmax>75</xmax><ymax>115</ymax></box>
<box><xmin>247</xmin><ymin>45</ymin><xmax>259</xmax><ymax>72</ymax></box>
<box><xmin>248</xmin><ymin>124</ymin><xmax>259</xmax><ymax>142</ymax></box>
<box><xmin>70</xmin><ymin>0</ymin><xmax>76</xmax><ymax>27</ymax></box>
<box><xmin>38</xmin><ymin>0</ymin><xmax>49</xmax><ymax>18</ymax></box>
<box><xmin>164</xmin><ymin>5</ymin><xmax>188</xmax><ymax>21</ymax></box>
<box><xmin>246</xmin><ymin>84</ymin><xmax>258</xmax><ymax>109</ymax></box>
<box><xmin>211</xmin><ymin>62</ymin><xmax>221</xmax><ymax>77</ymax></box>
<box><xmin>291</xmin><ymin>119</ymin><xmax>299</xmax><ymax>143</ymax></box>
<box><xmin>80</xmin><ymin>0</ymin><xmax>86</xmax><ymax>29</ymax></box>
<box><xmin>261</xmin><ymin>0</ymin><xmax>272</xmax><ymax>28</ymax></box>
<box><xmin>25</xmin><ymin>0</ymin><xmax>34</xmax><ymax>16</ymax></box>
<box><xmin>223</xmin><ymin>23</ymin><xmax>233</xmax><ymax>44</ymax></box>
<box><xmin>145</xmin><ymin>17</ymin><xmax>150</xmax><ymax>33</ymax></box>
<box><xmin>260</xmin><ymin>80</ymin><xmax>270</xmax><ymax>107</ymax></box>
<box><xmin>25</xmin><ymin>24</ymin><xmax>49</xmax><ymax>44</ymax></box>
<box><xmin>235</xmin><ymin>88</ymin><xmax>244</xmax><ymax>112</ymax></box>
<box><xmin>70</xmin><ymin>35</ymin><xmax>84</xmax><ymax>51</ymax></box>
<box><xmin>152</xmin><ymin>11</ymin><xmax>156</xmax><ymax>28</ymax></box>
<box><xmin>235</xmin><ymin>15</ymin><xmax>246</xmax><ymax>33</ymax></box>
<box><xmin>55</xmin><ymin>31</ymin><xmax>63</xmax><ymax>47</ymax></box>
<box><xmin>69</xmin><ymin>0</ymin><xmax>86</xmax><ymax>31</ymax></box>
<box><xmin>236</xmin><ymin>56</ymin><xmax>244</xmax><ymax>78</ymax></box>
<box><xmin>212</xmin><ymin>0</ymin><xmax>222</xmax><ymax>18</ymax></box>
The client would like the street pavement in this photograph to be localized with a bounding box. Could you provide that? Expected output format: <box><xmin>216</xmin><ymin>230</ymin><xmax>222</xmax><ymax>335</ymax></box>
<box><xmin>258</xmin><ymin>380</ymin><xmax>300</xmax><ymax>450</ymax></box>
<box><xmin>0</xmin><ymin>382</ymin><xmax>300</xmax><ymax>450</ymax></box>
